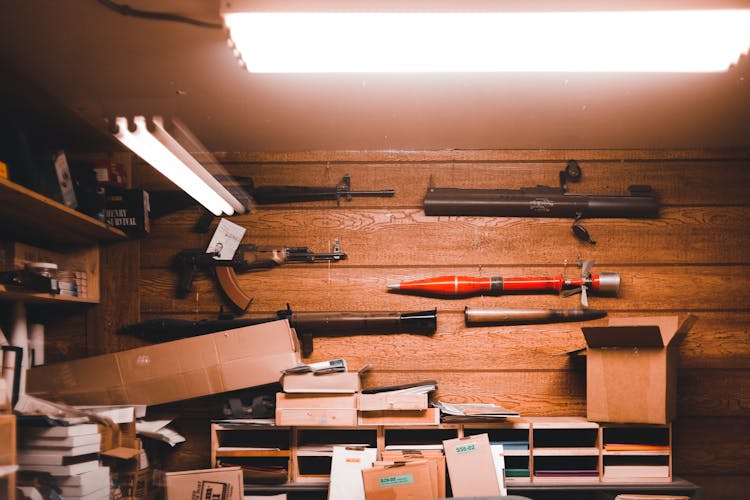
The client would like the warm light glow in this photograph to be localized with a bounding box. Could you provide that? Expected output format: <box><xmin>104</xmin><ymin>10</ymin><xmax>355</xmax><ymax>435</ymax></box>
<box><xmin>221</xmin><ymin>10</ymin><xmax>750</xmax><ymax>73</ymax></box>
<box><xmin>114</xmin><ymin>116</ymin><xmax>237</xmax><ymax>216</ymax></box>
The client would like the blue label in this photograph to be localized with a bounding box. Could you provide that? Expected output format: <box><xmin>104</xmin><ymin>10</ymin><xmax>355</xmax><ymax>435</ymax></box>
<box><xmin>455</xmin><ymin>442</ymin><xmax>477</xmax><ymax>454</ymax></box>
<box><xmin>379</xmin><ymin>474</ymin><xmax>414</xmax><ymax>487</ymax></box>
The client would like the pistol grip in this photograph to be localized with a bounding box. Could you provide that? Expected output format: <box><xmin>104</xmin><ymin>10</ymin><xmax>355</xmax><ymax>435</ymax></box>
<box><xmin>177</xmin><ymin>265</ymin><xmax>195</xmax><ymax>297</ymax></box>
<box><xmin>300</xmin><ymin>332</ymin><xmax>313</xmax><ymax>358</ymax></box>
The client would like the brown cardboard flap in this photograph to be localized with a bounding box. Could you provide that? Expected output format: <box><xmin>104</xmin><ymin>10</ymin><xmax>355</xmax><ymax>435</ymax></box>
<box><xmin>582</xmin><ymin>325</ymin><xmax>664</xmax><ymax>348</ymax></box>
<box><xmin>101</xmin><ymin>446</ymin><xmax>141</xmax><ymax>461</ymax></box>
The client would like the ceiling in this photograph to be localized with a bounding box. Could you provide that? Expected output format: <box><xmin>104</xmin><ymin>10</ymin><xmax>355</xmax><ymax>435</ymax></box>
<box><xmin>1</xmin><ymin>0</ymin><xmax>749</xmax><ymax>154</ymax></box>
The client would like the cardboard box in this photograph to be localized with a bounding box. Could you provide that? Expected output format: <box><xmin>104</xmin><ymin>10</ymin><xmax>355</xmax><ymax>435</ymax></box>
<box><xmin>443</xmin><ymin>433</ymin><xmax>501</xmax><ymax>497</ymax></box>
<box><xmin>380</xmin><ymin>450</ymin><xmax>446</xmax><ymax>498</ymax></box>
<box><xmin>357</xmin><ymin>392</ymin><xmax>428</xmax><ymax>411</ymax></box>
<box><xmin>101</xmin><ymin>439</ymin><xmax>152</xmax><ymax>500</ymax></box>
<box><xmin>165</xmin><ymin>467</ymin><xmax>243</xmax><ymax>500</ymax></box>
<box><xmin>27</xmin><ymin>319</ymin><xmax>301</xmax><ymax>406</ymax></box>
<box><xmin>362</xmin><ymin>460</ymin><xmax>436</xmax><ymax>500</ymax></box>
<box><xmin>581</xmin><ymin>315</ymin><xmax>696</xmax><ymax>424</ymax></box>
<box><xmin>358</xmin><ymin>408</ymin><xmax>440</xmax><ymax>426</ymax></box>
<box><xmin>281</xmin><ymin>371</ymin><xmax>361</xmax><ymax>393</ymax></box>
<box><xmin>275</xmin><ymin>393</ymin><xmax>357</xmax><ymax>426</ymax></box>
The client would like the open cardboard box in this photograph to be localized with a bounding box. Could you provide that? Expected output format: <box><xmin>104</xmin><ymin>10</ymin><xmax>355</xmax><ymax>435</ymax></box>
<box><xmin>580</xmin><ymin>315</ymin><xmax>696</xmax><ymax>424</ymax></box>
<box><xmin>27</xmin><ymin>319</ymin><xmax>301</xmax><ymax>406</ymax></box>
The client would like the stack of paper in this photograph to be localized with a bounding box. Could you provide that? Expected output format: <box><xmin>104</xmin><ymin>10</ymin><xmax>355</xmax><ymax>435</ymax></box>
<box><xmin>435</xmin><ymin>401</ymin><xmax>520</xmax><ymax>421</ymax></box>
<box><xmin>19</xmin><ymin>423</ymin><xmax>110</xmax><ymax>499</ymax></box>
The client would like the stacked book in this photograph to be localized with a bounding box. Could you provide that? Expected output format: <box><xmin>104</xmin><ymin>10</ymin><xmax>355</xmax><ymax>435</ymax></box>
<box><xmin>18</xmin><ymin>422</ymin><xmax>109</xmax><ymax>499</ymax></box>
<box><xmin>357</xmin><ymin>380</ymin><xmax>439</xmax><ymax>426</ymax></box>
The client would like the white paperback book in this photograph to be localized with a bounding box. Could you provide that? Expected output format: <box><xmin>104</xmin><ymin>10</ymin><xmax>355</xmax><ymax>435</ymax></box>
<box><xmin>57</xmin><ymin>465</ymin><xmax>110</xmax><ymax>487</ymax></box>
<box><xmin>490</xmin><ymin>443</ymin><xmax>508</xmax><ymax>496</ymax></box>
<box><xmin>328</xmin><ymin>446</ymin><xmax>377</xmax><ymax>500</ymax></box>
<box><xmin>19</xmin><ymin>459</ymin><xmax>100</xmax><ymax>477</ymax></box>
<box><xmin>21</xmin><ymin>432</ymin><xmax>102</xmax><ymax>448</ymax></box>
<box><xmin>18</xmin><ymin>444</ymin><xmax>101</xmax><ymax>462</ymax></box>
<box><xmin>22</xmin><ymin>423</ymin><xmax>99</xmax><ymax>438</ymax></box>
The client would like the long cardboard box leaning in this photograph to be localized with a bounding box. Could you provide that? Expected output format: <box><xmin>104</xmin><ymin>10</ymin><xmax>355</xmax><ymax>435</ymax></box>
<box><xmin>581</xmin><ymin>315</ymin><xmax>697</xmax><ymax>424</ymax></box>
<box><xmin>27</xmin><ymin>319</ymin><xmax>301</xmax><ymax>406</ymax></box>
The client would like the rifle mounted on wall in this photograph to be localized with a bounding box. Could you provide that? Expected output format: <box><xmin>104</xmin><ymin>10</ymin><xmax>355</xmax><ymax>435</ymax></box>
<box><xmin>174</xmin><ymin>241</ymin><xmax>347</xmax><ymax>311</ymax></box>
<box><xmin>423</xmin><ymin>161</ymin><xmax>659</xmax><ymax>243</ymax></box>
<box><xmin>119</xmin><ymin>305</ymin><xmax>438</xmax><ymax>357</ymax></box>
<box><xmin>150</xmin><ymin>174</ymin><xmax>395</xmax><ymax>232</ymax></box>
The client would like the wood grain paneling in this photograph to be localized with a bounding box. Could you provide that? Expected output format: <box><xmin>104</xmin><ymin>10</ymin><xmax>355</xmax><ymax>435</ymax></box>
<box><xmin>127</xmin><ymin>151</ymin><xmax>749</xmax><ymax>500</ymax></box>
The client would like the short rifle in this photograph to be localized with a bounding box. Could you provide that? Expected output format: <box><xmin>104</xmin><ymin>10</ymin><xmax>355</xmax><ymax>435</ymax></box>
<box><xmin>423</xmin><ymin>161</ymin><xmax>659</xmax><ymax>243</ymax></box>
<box><xmin>174</xmin><ymin>242</ymin><xmax>347</xmax><ymax>311</ymax></box>
<box><xmin>150</xmin><ymin>174</ymin><xmax>396</xmax><ymax>231</ymax></box>
<box><xmin>118</xmin><ymin>305</ymin><xmax>438</xmax><ymax>357</ymax></box>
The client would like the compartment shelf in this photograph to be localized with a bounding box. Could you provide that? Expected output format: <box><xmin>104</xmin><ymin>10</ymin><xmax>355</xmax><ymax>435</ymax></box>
<box><xmin>212</xmin><ymin>417</ymin><xmax>677</xmax><ymax>490</ymax></box>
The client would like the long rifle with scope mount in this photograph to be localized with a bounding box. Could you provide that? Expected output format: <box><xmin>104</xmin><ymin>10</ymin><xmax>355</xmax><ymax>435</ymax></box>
<box><xmin>150</xmin><ymin>174</ymin><xmax>396</xmax><ymax>232</ymax></box>
<box><xmin>423</xmin><ymin>161</ymin><xmax>659</xmax><ymax>243</ymax></box>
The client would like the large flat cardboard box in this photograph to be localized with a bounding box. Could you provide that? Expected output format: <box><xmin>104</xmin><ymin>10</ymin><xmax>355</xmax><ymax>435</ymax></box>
<box><xmin>357</xmin><ymin>392</ymin><xmax>428</xmax><ymax>411</ymax></box>
<box><xmin>581</xmin><ymin>315</ymin><xmax>696</xmax><ymax>424</ymax></box>
<box><xmin>358</xmin><ymin>408</ymin><xmax>439</xmax><ymax>426</ymax></box>
<box><xmin>281</xmin><ymin>371</ymin><xmax>361</xmax><ymax>393</ymax></box>
<box><xmin>165</xmin><ymin>467</ymin><xmax>243</xmax><ymax>500</ymax></box>
<box><xmin>275</xmin><ymin>393</ymin><xmax>358</xmax><ymax>426</ymax></box>
<box><xmin>27</xmin><ymin>320</ymin><xmax>300</xmax><ymax>406</ymax></box>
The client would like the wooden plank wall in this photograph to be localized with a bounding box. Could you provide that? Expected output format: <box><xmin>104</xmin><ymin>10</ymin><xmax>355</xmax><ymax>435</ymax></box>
<box><xmin>128</xmin><ymin>150</ymin><xmax>749</xmax><ymax>500</ymax></box>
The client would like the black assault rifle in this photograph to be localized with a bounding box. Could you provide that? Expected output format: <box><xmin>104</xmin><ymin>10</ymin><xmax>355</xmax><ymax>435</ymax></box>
<box><xmin>150</xmin><ymin>174</ymin><xmax>395</xmax><ymax>232</ymax></box>
<box><xmin>119</xmin><ymin>305</ymin><xmax>438</xmax><ymax>357</ymax></box>
<box><xmin>174</xmin><ymin>242</ymin><xmax>347</xmax><ymax>311</ymax></box>
<box><xmin>423</xmin><ymin>161</ymin><xmax>659</xmax><ymax>243</ymax></box>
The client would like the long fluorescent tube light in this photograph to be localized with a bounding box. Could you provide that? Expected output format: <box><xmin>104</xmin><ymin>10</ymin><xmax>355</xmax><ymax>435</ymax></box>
<box><xmin>221</xmin><ymin>9</ymin><xmax>750</xmax><ymax>73</ymax></box>
<box><xmin>113</xmin><ymin>116</ymin><xmax>243</xmax><ymax>216</ymax></box>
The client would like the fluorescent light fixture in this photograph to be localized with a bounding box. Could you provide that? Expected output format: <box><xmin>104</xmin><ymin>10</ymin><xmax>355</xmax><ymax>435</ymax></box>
<box><xmin>221</xmin><ymin>8</ymin><xmax>750</xmax><ymax>73</ymax></box>
<box><xmin>113</xmin><ymin>116</ymin><xmax>245</xmax><ymax>216</ymax></box>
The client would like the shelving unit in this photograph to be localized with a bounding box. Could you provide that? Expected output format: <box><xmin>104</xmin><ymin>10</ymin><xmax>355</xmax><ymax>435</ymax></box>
<box><xmin>0</xmin><ymin>413</ymin><xmax>17</xmax><ymax>500</ymax></box>
<box><xmin>0</xmin><ymin>177</ymin><xmax>126</xmax><ymax>304</ymax></box>
<box><xmin>527</xmin><ymin>417</ymin><xmax>601</xmax><ymax>483</ymax></box>
<box><xmin>601</xmin><ymin>424</ymin><xmax>672</xmax><ymax>483</ymax></box>
<box><xmin>210</xmin><ymin>417</ymin><xmax>678</xmax><ymax>493</ymax></box>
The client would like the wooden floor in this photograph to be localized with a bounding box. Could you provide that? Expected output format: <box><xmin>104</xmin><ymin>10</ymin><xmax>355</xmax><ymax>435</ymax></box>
<box><xmin>47</xmin><ymin>149</ymin><xmax>750</xmax><ymax>500</ymax></box>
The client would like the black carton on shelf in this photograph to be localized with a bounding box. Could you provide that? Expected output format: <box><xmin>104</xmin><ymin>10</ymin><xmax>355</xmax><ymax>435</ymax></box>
<box><xmin>104</xmin><ymin>187</ymin><xmax>150</xmax><ymax>237</ymax></box>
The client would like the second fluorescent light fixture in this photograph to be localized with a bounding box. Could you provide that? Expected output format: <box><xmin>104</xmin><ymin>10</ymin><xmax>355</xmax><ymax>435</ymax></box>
<box><xmin>113</xmin><ymin>116</ymin><xmax>245</xmax><ymax>216</ymax></box>
<box><xmin>221</xmin><ymin>8</ymin><xmax>750</xmax><ymax>73</ymax></box>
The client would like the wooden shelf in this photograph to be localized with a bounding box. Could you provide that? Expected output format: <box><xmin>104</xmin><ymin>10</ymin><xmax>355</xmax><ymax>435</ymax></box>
<box><xmin>0</xmin><ymin>177</ymin><xmax>126</xmax><ymax>247</ymax></box>
<box><xmin>0</xmin><ymin>242</ymin><xmax>100</xmax><ymax>303</ymax></box>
